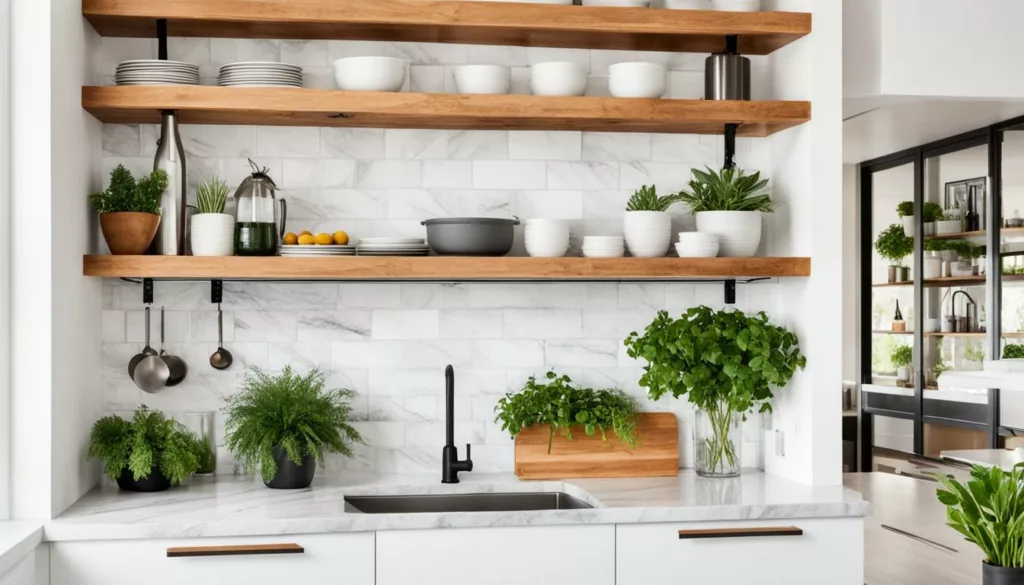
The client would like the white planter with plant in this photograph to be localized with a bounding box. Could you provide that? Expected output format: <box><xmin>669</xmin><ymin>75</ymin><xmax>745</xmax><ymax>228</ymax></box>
<box><xmin>890</xmin><ymin>345</ymin><xmax>912</xmax><ymax>387</ymax></box>
<box><xmin>191</xmin><ymin>178</ymin><xmax>234</xmax><ymax>257</ymax></box>
<box><xmin>677</xmin><ymin>166</ymin><xmax>772</xmax><ymax>258</ymax></box>
<box><xmin>623</xmin><ymin>185</ymin><xmax>678</xmax><ymax>258</ymax></box>
<box><xmin>897</xmin><ymin>201</ymin><xmax>916</xmax><ymax>239</ymax></box>
<box><xmin>874</xmin><ymin>223</ymin><xmax>913</xmax><ymax>283</ymax></box>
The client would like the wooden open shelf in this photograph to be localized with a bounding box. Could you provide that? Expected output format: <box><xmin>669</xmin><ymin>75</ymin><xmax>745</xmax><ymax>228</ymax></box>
<box><xmin>925</xmin><ymin>227</ymin><xmax>1024</xmax><ymax>241</ymax></box>
<box><xmin>83</xmin><ymin>86</ymin><xmax>810</xmax><ymax>135</ymax></box>
<box><xmin>81</xmin><ymin>255</ymin><xmax>811</xmax><ymax>281</ymax></box>
<box><xmin>82</xmin><ymin>0</ymin><xmax>811</xmax><ymax>55</ymax></box>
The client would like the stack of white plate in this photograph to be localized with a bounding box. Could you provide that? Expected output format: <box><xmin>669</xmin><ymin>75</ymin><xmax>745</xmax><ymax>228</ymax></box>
<box><xmin>676</xmin><ymin>232</ymin><xmax>719</xmax><ymax>258</ymax></box>
<box><xmin>525</xmin><ymin>219</ymin><xmax>570</xmax><ymax>258</ymax></box>
<box><xmin>279</xmin><ymin>245</ymin><xmax>356</xmax><ymax>257</ymax></box>
<box><xmin>582</xmin><ymin>236</ymin><xmax>625</xmax><ymax>258</ymax></box>
<box><xmin>356</xmin><ymin>237</ymin><xmax>430</xmax><ymax>256</ymax></box>
<box><xmin>218</xmin><ymin>62</ymin><xmax>303</xmax><ymax>88</ymax></box>
<box><xmin>115</xmin><ymin>60</ymin><xmax>199</xmax><ymax>86</ymax></box>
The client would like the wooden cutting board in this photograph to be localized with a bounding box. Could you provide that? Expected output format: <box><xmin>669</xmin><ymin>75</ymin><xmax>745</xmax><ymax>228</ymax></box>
<box><xmin>514</xmin><ymin>412</ymin><xmax>679</xmax><ymax>479</ymax></box>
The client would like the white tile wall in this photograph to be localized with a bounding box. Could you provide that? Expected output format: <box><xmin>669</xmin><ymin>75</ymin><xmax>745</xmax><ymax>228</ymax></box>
<box><xmin>97</xmin><ymin>37</ymin><xmax>775</xmax><ymax>474</ymax></box>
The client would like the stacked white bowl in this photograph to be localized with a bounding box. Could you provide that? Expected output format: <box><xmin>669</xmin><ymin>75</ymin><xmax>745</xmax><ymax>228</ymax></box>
<box><xmin>525</xmin><ymin>219</ymin><xmax>570</xmax><ymax>257</ymax></box>
<box><xmin>333</xmin><ymin>57</ymin><xmax>408</xmax><ymax>92</ymax></box>
<box><xmin>583</xmin><ymin>236</ymin><xmax>625</xmax><ymax>258</ymax></box>
<box><xmin>454</xmin><ymin>65</ymin><xmax>511</xmax><ymax>95</ymax></box>
<box><xmin>609</xmin><ymin>62</ymin><xmax>667</xmax><ymax>98</ymax></box>
<box><xmin>675</xmin><ymin>232</ymin><xmax>719</xmax><ymax>258</ymax></box>
<box><xmin>531</xmin><ymin>62</ymin><xmax>588</xmax><ymax>96</ymax></box>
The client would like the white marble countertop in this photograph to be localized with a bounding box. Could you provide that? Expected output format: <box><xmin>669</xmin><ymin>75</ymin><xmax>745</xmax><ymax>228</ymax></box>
<box><xmin>942</xmin><ymin>448</ymin><xmax>1024</xmax><ymax>470</ymax></box>
<box><xmin>0</xmin><ymin>522</ymin><xmax>43</xmax><ymax>576</ymax></box>
<box><xmin>44</xmin><ymin>471</ymin><xmax>870</xmax><ymax>542</ymax></box>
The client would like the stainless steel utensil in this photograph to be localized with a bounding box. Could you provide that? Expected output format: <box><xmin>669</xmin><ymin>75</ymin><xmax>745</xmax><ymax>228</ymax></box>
<box><xmin>134</xmin><ymin>352</ymin><xmax>170</xmax><ymax>393</ymax></box>
<box><xmin>158</xmin><ymin>307</ymin><xmax>188</xmax><ymax>386</ymax></box>
<box><xmin>421</xmin><ymin>217</ymin><xmax>519</xmax><ymax>256</ymax></box>
<box><xmin>210</xmin><ymin>305</ymin><xmax>233</xmax><ymax>370</ymax></box>
<box><xmin>153</xmin><ymin>110</ymin><xmax>188</xmax><ymax>255</ymax></box>
<box><xmin>127</xmin><ymin>305</ymin><xmax>159</xmax><ymax>379</ymax></box>
<box><xmin>705</xmin><ymin>53</ymin><xmax>750</xmax><ymax>100</ymax></box>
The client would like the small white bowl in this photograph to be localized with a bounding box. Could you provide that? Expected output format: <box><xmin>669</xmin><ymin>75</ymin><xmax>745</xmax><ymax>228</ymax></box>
<box><xmin>454</xmin><ymin>65</ymin><xmax>511</xmax><ymax>95</ymax></box>
<box><xmin>665</xmin><ymin>0</ymin><xmax>709</xmax><ymax>8</ymax></box>
<box><xmin>333</xmin><ymin>57</ymin><xmax>407</xmax><ymax>92</ymax></box>
<box><xmin>678</xmin><ymin>232</ymin><xmax>718</xmax><ymax>245</ymax></box>
<box><xmin>676</xmin><ymin>241</ymin><xmax>719</xmax><ymax>258</ymax></box>
<box><xmin>711</xmin><ymin>0</ymin><xmax>760</xmax><ymax>10</ymax></box>
<box><xmin>609</xmin><ymin>62</ymin><xmax>667</xmax><ymax>99</ymax></box>
<box><xmin>531</xmin><ymin>62</ymin><xmax>587</xmax><ymax>96</ymax></box>
<box><xmin>582</xmin><ymin>0</ymin><xmax>651</xmax><ymax>5</ymax></box>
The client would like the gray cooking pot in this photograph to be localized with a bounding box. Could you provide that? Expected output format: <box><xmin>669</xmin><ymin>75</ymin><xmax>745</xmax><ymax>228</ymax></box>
<box><xmin>422</xmin><ymin>217</ymin><xmax>520</xmax><ymax>256</ymax></box>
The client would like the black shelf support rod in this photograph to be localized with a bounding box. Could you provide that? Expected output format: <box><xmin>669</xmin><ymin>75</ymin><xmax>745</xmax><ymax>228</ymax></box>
<box><xmin>211</xmin><ymin>280</ymin><xmax>223</xmax><ymax>305</ymax></box>
<box><xmin>724</xmin><ymin>279</ymin><xmax>736</xmax><ymax>305</ymax></box>
<box><xmin>157</xmin><ymin>19</ymin><xmax>168</xmax><ymax>61</ymax></box>
<box><xmin>724</xmin><ymin>124</ymin><xmax>737</xmax><ymax>169</ymax></box>
<box><xmin>142</xmin><ymin>278</ymin><xmax>154</xmax><ymax>305</ymax></box>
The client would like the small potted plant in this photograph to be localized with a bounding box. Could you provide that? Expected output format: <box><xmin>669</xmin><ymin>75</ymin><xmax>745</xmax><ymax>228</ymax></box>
<box><xmin>224</xmin><ymin>366</ymin><xmax>363</xmax><ymax>489</ymax></box>
<box><xmin>948</xmin><ymin>239</ymin><xmax>977</xmax><ymax>276</ymax></box>
<box><xmin>90</xmin><ymin>165</ymin><xmax>168</xmax><ymax>255</ymax></box>
<box><xmin>1003</xmin><ymin>344</ymin><xmax>1024</xmax><ymax>359</ymax></box>
<box><xmin>890</xmin><ymin>344</ymin><xmax>913</xmax><ymax>386</ymax></box>
<box><xmin>191</xmin><ymin>177</ymin><xmax>234</xmax><ymax>256</ymax></box>
<box><xmin>936</xmin><ymin>208</ymin><xmax>962</xmax><ymax>235</ymax></box>
<box><xmin>896</xmin><ymin>201</ymin><xmax>915</xmax><ymax>238</ymax></box>
<box><xmin>923</xmin><ymin>239</ymin><xmax>946</xmax><ymax>279</ymax></box>
<box><xmin>624</xmin><ymin>306</ymin><xmax>806</xmax><ymax>478</ymax></box>
<box><xmin>923</xmin><ymin>202</ymin><xmax>943</xmax><ymax>237</ymax></box>
<box><xmin>623</xmin><ymin>185</ymin><xmax>680</xmax><ymax>258</ymax></box>
<box><xmin>88</xmin><ymin>406</ymin><xmax>204</xmax><ymax>492</ymax></box>
<box><xmin>874</xmin><ymin>223</ymin><xmax>913</xmax><ymax>282</ymax></box>
<box><xmin>965</xmin><ymin>342</ymin><xmax>986</xmax><ymax>370</ymax></box>
<box><xmin>676</xmin><ymin>166</ymin><xmax>773</xmax><ymax>258</ymax></box>
<box><xmin>935</xmin><ymin>463</ymin><xmax>1024</xmax><ymax>585</ymax></box>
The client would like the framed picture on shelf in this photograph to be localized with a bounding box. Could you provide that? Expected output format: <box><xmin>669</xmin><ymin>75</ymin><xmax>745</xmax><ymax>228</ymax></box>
<box><xmin>944</xmin><ymin>177</ymin><xmax>986</xmax><ymax>231</ymax></box>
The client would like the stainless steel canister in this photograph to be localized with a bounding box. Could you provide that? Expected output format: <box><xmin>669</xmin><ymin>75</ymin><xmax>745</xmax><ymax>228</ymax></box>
<box><xmin>705</xmin><ymin>53</ymin><xmax>751</xmax><ymax>100</ymax></box>
<box><xmin>153</xmin><ymin>110</ymin><xmax>188</xmax><ymax>255</ymax></box>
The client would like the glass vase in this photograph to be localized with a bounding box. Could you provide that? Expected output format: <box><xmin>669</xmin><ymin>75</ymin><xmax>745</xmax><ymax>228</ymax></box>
<box><xmin>177</xmin><ymin>411</ymin><xmax>217</xmax><ymax>475</ymax></box>
<box><xmin>694</xmin><ymin>403</ymin><xmax>742</xmax><ymax>478</ymax></box>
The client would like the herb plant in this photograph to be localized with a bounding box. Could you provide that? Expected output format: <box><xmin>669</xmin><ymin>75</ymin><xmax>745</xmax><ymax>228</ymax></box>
<box><xmin>946</xmin><ymin>239</ymin><xmax>976</xmax><ymax>259</ymax></box>
<box><xmin>196</xmin><ymin>177</ymin><xmax>229</xmax><ymax>214</ymax></box>
<box><xmin>890</xmin><ymin>344</ymin><xmax>913</xmax><ymax>368</ymax></box>
<box><xmin>935</xmin><ymin>463</ymin><xmax>1024</xmax><ymax>569</ymax></box>
<box><xmin>90</xmin><ymin>165</ymin><xmax>168</xmax><ymax>215</ymax></box>
<box><xmin>494</xmin><ymin>371</ymin><xmax>639</xmax><ymax>454</ymax></box>
<box><xmin>626</xmin><ymin>185</ymin><xmax>680</xmax><ymax>212</ymax></box>
<box><xmin>675</xmin><ymin>166</ymin><xmax>773</xmax><ymax>213</ymax></box>
<box><xmin>966</xmin><ymin>342</ymin><xmax>986</xmax><ymax>363</ymax></box>
<box><xmin>874</xmin><ymin>223</ymin><xmax>914</xmax><ymax>266</ymax></box>
<box><xmin>1004</xmin><ymin>344</ymin><xmax>1024</xmax><ymax>359</ymax></box>
<box><xmin>896</xmin><ymin>201</ymin><xmax>914</xmax><ymax>218</ymax></box>
<box><xmin>88</xmin><ymin>406</ymin><xmax>203</xmax><ymax>485</ymax></box>
<box><xmin>224</xmin><ymin>367</ymin><xmax>364</xmax><ymax>483</ymax></box>
<box><xmin>923</xmin><ymin>202</ymin><xmax>944</xmax><ymax>223</ymax></box>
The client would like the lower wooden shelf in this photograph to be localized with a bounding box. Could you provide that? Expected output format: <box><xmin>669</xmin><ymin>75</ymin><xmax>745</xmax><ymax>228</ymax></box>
<box><xmin>81</xmin><ymin>255</ymin><xmax>811</xmax><ymax>281</ymax></box>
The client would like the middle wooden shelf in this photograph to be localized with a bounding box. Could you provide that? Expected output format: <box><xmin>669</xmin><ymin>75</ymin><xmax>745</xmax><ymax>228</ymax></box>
<box><xmin>82</xmin><ymin>86</ymin><xmax>811</xmax><ymax>135</ymax></box>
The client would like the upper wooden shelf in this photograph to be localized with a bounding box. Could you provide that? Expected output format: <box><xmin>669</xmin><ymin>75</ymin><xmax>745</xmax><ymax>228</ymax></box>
<box><xmin>925</xmin><ymin>227</ymin><xmax>1024</xmax><ymax>241</ymax></box>
<box><xmin>81</xmin><ymin>255</ymin><xmax>811</xmax><ymax>281</ymax></box>
<box><xmin>82</xmin><ymin>0</ymin><xmax>811</xmax><ymax>55</ymax></box>
<box><xmin>82</xmin><ymin>86</ymin><xmax>810</xmax><ymax>135</ymax></box>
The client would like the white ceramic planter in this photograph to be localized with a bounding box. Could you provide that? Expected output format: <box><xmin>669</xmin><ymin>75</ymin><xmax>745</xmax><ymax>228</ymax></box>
<box><xmin>936</xmin><ymin>220</ymin><xmax>961</xmax><ymax>235</ymax></box>
<box><xmin>191</xmin><ymin>213</ymin><xmax>235</xmax><ymax>257</ymax></box>
<box><xmin>694</xmin><ymin>210</ymin><xmax>761</xmax><ymax>257</ymax></box>
<box><xmin>711</xmin><ymin>0</ymin><xmax>759</xmax><ymax>10</ymax></box>
<box><xmin>624</xmin><ymin>211</ymin><xmax>672</xmax><ymax>258</ymax></box>
<box><xmin>901</xmin><ymin>216</ymin><xmax>915</xmax><ymax>238</ymax></box>
<box><xmin>923</xmin><ymin>222</ymin><xmax>936</xmax><ymax>236</ymax></box>
<box><xmin>897</xmin><ymin>366</ymin><xmax>912</xmax><ymax>385</ymax></box>
<box><xmin>923</xmin><ymin>256</ymin><xmax>941</xmax><ymax>279</ymax></box>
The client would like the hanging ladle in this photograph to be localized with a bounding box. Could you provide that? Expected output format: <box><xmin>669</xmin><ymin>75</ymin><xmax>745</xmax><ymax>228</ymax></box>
<box><xmin>159</xmin><ymin>307</ymin><xmax>188</xmax><ymax>386</ymax></box>
<box><xmin>127</xmin><ymin>305</ymin><xmax>158</xmax><ymax>380</ymax></box>
<box><xmin>210</xmin><ymin>304</ymin><xmax>233</xmax><ymax>370</ymax></box>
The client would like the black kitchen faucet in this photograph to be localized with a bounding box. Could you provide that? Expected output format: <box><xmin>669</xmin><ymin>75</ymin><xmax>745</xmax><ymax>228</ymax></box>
<box><xmin>441</xmin><ymin>365</ymin><xmax>473</xmax><ymax>483</ymax></box>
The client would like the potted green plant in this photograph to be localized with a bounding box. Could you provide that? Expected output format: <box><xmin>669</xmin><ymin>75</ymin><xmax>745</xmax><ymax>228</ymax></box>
<box><xmin>224</xmin><ymin>366</ymin><xmax>363</xmax><ymax>489</ymax></box>
<box><xmin>896</xmin><ymin>201</ymin><xmax>915</xmax><ymax>238</ymax></box>
<box><xmin>676</xmin><ymin>166</ymin><xmax>772</xmax><ymax>258</ymax></box>
<box><xmin>922</xmin><ymin>201</ymin><xmax>944</xmax><ymax>236</ymax></box>
<box><xmin>624</xmin><ymin>306</ymin><xmax>806</xmax><ymax>478</ymax></box>
<box><xmin>623</xmin><ymin>185</ymin><xmax>680</xmax><ymax>258</ymax></box>
<box><xmin>924</xmin><ymin>239</ymin><xmax>947</xmax><ymax>279</ymax></box>
<box><xmin>935</xmin><ymin>463</ymin><xmax>1024</xmax><ymax>585</ymax></box>
<box><xmin>965</xmin><ymin>341</ymin><xmax>986</xmax><ymax>370</ymax></box>
<box><xmin>1004</xmin><ymin>344</ymin><xmax>1024</xmax><ymax>360</ymax></box>
<box><xmin>90</xmin><ymin>165</ymin><xmax>168</xmax><ymax>255</ymax></box>
<box><xmin>88</xmin><ymin>406</ymin><xmax>204</xmax><ymax>492</ymax></box>
<box><xmin>890</xmin><ymin>344</ymin><xmax>913</xmax><ymax>386</ymax></box>
<box><xmin>191</xmin><ymin>177</ymin><xmax>234</xmax><ymax>256</ymax></box>
<box><xmin>874</xmin><ymin>223</ymin><xmax>914</xmax><ymax>282</ymax></box>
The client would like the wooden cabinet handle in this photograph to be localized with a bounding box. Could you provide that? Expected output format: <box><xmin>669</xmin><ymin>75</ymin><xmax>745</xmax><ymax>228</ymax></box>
<box><xmin>678</xmin><ymin>526</ymin><xmax>803</xmax><ymax>539</ymax></box>
<box><xmin>167</xmin><ymin>543</ymin><xmax>304</xmax><ymax>557</ymax></box>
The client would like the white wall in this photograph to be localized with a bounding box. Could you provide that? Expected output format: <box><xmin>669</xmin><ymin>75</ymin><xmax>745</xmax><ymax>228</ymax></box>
<box><xmin>842</xmin><ymin>164</ymin><xmax>856</xmax><ymax>383</ymax></box>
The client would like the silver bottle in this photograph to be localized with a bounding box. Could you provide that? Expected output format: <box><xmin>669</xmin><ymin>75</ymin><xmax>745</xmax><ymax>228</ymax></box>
<box><xmin>705</xmin><ymin>53</ymin><xmax>751</xmax><ymax>100</ymax></box>
<box><xmin>153</xmin><ymin>110</ymin><xmax>187</xmax><ymax>255</ymax></box>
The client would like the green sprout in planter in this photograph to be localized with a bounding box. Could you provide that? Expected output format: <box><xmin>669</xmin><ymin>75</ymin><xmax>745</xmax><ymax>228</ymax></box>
<box><xmin>923</xmin><ymin>202</ymin><xmax>944</xmax><ymax>223</ymax></box>
<box><xmin>675</xmin><ymin>166</ymin><xmax>773</xmax><ymax>212</ymax></box>
<box><xmin>890</xmin><ymin>344</ymin><xmax>913</xmax><ymax>370</ymax></box>
<box><xmin>946</xmin><ymin>239</ymin><xmax>976</xmax><ymax>259</ymax></box>
<box><xmin>896</xmin><ymin>201</ymin><xmax>914</xmax><ymax>218</ymax></box>
<box><xmin>965</xmin><ymin>342</ymin><xmax>986</xmax><ymax>364</ymax></box>
<box><xmin>874</xmin><ymin>223</ymin><xmax>913</xmax><ymax>266</ymax></box>
<box><xmin>196</xmin><ymin>177</ymin><xmax>230</xmax><ymax>214</ymax></box>
<box><xmin>89</xmin><ymin>165</ymin><xmax>168</xmax><ymax>215</ymax></box>
<box><xmin>1004</xmin><ymin>344</ymin><xmax>1024</xmax><ymax>359</ymax></box>
<box><xmin>625</xmin><ymin>185</ymin><xmax>680</xmax><ymax>212</ymax></box>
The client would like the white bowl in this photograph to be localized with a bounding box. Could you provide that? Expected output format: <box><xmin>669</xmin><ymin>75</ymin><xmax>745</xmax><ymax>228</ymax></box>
<box><xmin>678</xmin><ymin>232</ymin><xmax>718</xmax><ymax>245</ymax></box>
<box><xmin>582</xmin><ymin>0</ymin><xmax>651</xmax><ymax>5</ymax></box>
<box><xmin>531</xmin><ymin>62</ymin><xmax>587</xmax><ymax>96</ymax></box>
<box><xmin>711</xmin><ymin>0</ymin><xmax>760</xmax><ymax>11</ymax></box>
<box><xmin>675</xmin><ymin>242</ymin><xmax>719</xmax><ymax>258</ymax></box>
<box><xmin>454</xmin><ymin>65</ymin><xmax>511</xmax><ymax>95</ymax></box>
<box><xmin>609</xmin><ymin>62</ymin><xmax>666</xmax><ymax>99</ymax></box>
<box><xmin>665</xmin><ymin>0</ymin><xmax>710</xmax><ymax>7</ymax></box>
<box><xmin>333</xmin><ymin>57</ymin><xmax>407</xmax><ymax>92</ymax></box>
<box><xmin>583</xmin><ymin>248</ymin><xmax>625</xmax><ymax>258</ymax></box>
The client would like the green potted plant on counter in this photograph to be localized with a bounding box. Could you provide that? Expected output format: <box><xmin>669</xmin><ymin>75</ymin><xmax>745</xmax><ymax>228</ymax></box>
<box><xmin>890</xmin><ymin>344</ymin><xmax>913</xmax><ymax>387</ymax></box>
<box><xmin>676</xmin><ymin>166</ymin><xmax>773</xmax><ymax>258</ymax></box>
<box><xmin>224</xmin><ymin>366</ymin><xmax>363</xmax><ymax>489</ymax></box>
<box><xmin>1004</xmin><ymin>344</ymin><xmax>1024</xmax><ymax>360</ymax></box>
<box><xmin>624</xmin><ymin>306</ymin><xmax>805</xmax><ymax>478</ymax></box>
<box><xmin>90</xmin><ymin>164</ymin><xmax>168</xmax><ymax>255</ymax></box>
<box><xmin>88</xmin><ymin>406</ymin><xmax>203</xmax><ymax>492</ymax></box>
<box><xmin>623</xmin><ymin>185</ymin><xmax>680</xmax><ymax>258</ymax></box>
<box><xmin>874</xmin><ymin>223</ymin><xmax>913</xmax><ymax>283</ymax></box>
<box><xmin>191</xmin><ymin>177</ymin><xmax>234</xmax><ymax>257</ymax></box>
<box><xmin>935</xmin><ymin>463</ymin><xmax>1024</xmax><ymax>585</ymax></box>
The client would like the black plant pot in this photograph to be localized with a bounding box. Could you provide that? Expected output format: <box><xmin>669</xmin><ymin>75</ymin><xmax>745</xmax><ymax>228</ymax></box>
<box><xmin>264</xmin><ymin>447</ymin><xmax>316</xmax><ymax>489</ymax></box>
<box><xmin>116</xmin><ymin>467</ymin><xmax>171</xmax><ymax>492</ymax></box>
<box><xmin>984</xmin><ymin>562</ymin><xmax>1024</xmax><ymax>585</ymax></box>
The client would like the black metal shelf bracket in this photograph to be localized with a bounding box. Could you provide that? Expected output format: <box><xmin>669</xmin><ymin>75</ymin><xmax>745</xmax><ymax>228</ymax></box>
<box><xmin>211</xmin><ymin>280</ymin><xmax>223</xmax><ymax>304</ymax></box>
<box><xmin>157</xmin><ymin>19</ymin><xmax>168</xmax><ymax>60</ymax></box>
<box><xmin>724</xmin><ymin>124</ymin><xmax>737</xmax><ymax>169</ymax></box>
<box><xmin>142</xmin><ymin>278</ymin><xmax>154</xmax><ymax>305</ymax></box>
<box><xmin>724</xmin><ymin>279</ymin><xmax>736</xmax><ymax>304</ymax></box>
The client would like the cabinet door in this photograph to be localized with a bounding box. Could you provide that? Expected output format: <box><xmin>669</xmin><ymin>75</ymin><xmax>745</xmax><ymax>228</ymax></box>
<box><xmin>377</xmin><ymin>525</ymin><xmax>615</xmax><ymax>585</ymax></box>
<box><xmin>0</xmin><ymin>553</ymin><xmax>37</xmax><ymax>585</ymax></box>
<box><xmin>51</xmin><ymin>533</ymin><xmax>374</xmax><ymax>585</ymax></box>
<box><xmin>617</xmin><ymin>519</ymin><xmax>863</xmax><ymax>585</ymax></box>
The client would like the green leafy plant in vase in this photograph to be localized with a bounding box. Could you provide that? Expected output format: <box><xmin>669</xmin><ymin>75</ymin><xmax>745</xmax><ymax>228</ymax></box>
<box><xmin>90</xmin><ymin>165</ymin><xmax>168</xmax><ymax>255</ymax></box>
<box><xmin>224</xmin><ymin>366</ymin><xmax>363</xmax><ymax>489</ymax></box>
<box><xmin>890</xmin><ymin>344</ymin><xmax>913</xmax><ymax>386</ymax></box>
<box><xmin>874</xmin><ymin>223</ymin><xmax>914</xmax><ymax>283</ymax></box>
<box><xmin>192</xmin><ymin>177</ymin><xmax>235</xmax><ymax>257</ymax></box>
<box><xmin>88</xmin><ymin>406</ymin><xmax>204</xmax><ymax>492</ymax></box>
<box><xmin>624</xmin><ymin>185</ymin><xmax>681</xmax><ymax>258</ymax></box>
<box><xmin>624</xmin><ymin>306</ymin><xmax>805</xmax><ymax>478</ymax></box>
<box><xmin>675</xmin><ymin>166</ymin><xmax>773</xmax><ymax>258</ymax></box>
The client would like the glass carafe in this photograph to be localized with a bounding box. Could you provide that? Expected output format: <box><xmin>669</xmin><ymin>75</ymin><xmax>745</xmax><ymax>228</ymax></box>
<box><xmin>233</xmin><ymin>160</ymin><xmax>286</xmax><ymax>256</ymax></box>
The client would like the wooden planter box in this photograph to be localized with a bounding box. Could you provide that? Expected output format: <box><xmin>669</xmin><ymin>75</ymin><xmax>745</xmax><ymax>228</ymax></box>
<box><xmin>514</xmin><ymin>413</ymin><xmax>679</xmax><ymax>479</ymax></box>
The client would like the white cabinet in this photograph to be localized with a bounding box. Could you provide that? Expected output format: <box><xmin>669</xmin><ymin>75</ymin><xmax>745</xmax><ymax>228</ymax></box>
<box><xmin>50</xmin><ymin>533</ymin><xmax>374</xmax><ymax>585</ymax></box>
<box><xmin>616</xmin><ymin>519</ymin><xmax>864</xmax><ymax>585</ymax></box>
<box><xmin>376</xmin><ymin>525</ymin><xmax>615</xmax><ymax>585</ymax></box>
<box><xmin>0</xmin><ymin>554</ymin><xmax>37</xmax><ymax>585</ymax></box>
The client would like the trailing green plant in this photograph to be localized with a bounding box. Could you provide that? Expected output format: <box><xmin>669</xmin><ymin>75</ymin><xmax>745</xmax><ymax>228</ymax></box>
<box><xmin>624</xmin><ymin>306</ymin><xmax>805</xmax><ymax>472</ymax></box>
<box><xmin>494</xmin><ymin>371</ymin><xmax>639</xmax><ymax>454</ymax></box>
<box><xmin>223</xmin><ymin>366</ymin><xmax>364</xmax><ymax>483</ymax></box>
<box><xmin>890</xmin><ymin>344</ymin><xmax>913</xmax><ymax>368</ymax></box>
<box><xmin>925</xmin><ymin>239</ymin><xmax>949</xmax><ymax>252</ymax></box>
<box><xmin>966</xmin><ymin>342</ymin><xmax>986</xmax><ymax>363</ymax></box>
<box><xmin>923</xmin><ymin>202</ymin><xmax>944</xmax><ymax>223</ymax></box>
<box><xmin>196</xmin><ymin>177</ymin><xmax>229</xmax><ymax>214</ymax></box>
<box><xmin>89</xmin><ymin>165</ymin><xmax>168</xmax><ymax>215</ymax></box>
<box><xmin>1004</xmin><ymin>344</ymin><xmax>1024</xmax><ymax>359</ymax></box>
<box><xmin>934</xmin><ymin>362</ymin><xmax>949</xmax><ymax>378</ymax></box>
<box><xmin>87</xmin><ymin>406</ymin><xmax>203</xmax><ymax>485</ymax></box>
<box><xmin>896</xmin><ymin>201</ymin><xmax>914</xmax><ymax>218</ymax></box>
<box><xmin>675</xmin><ymin>166</ymin><xmax>773</xmax><ymax>213</ymax></box>
<box><xmin>625</xmin><ymin>184</ymin><xmax>680</xmax><ymax>212</ymax></box>
<box><xmin>194</xmin><ymin>435</ymin><xmax>216</xmax><ymax>474</ymax></box>
<box><xmin>874</xmin><ymin>223</ymin><xmax>914</xmax><ymax>266</ymax></box>
<box><xmin>935</xmin><ymin>463</ymin><xmax>1024</xmax><ymax>569</ymax></box>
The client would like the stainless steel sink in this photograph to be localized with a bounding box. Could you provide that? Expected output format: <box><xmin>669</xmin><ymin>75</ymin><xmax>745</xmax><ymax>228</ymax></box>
<box><xmin>343</xmin><ymin>492</ymin><xmax>593</xmax><ymax>514</ymax></box>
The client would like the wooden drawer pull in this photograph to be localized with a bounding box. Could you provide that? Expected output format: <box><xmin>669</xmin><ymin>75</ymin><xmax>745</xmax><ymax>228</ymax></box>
<box><xmin>678</xmin><ymin>526</ymin><xmax>803</xmax><ymax>539</ymax></box>
<box><xmin>167</xmin><ymin>543</ymin><xmax>304</xmax><ymax>558</ymax></box>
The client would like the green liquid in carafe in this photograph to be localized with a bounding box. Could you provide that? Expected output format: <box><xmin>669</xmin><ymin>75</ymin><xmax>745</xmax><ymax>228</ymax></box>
<box><xmin>235</xmin><ymin>222</ymin><xmax>278</xmax><ymax>256</ymax></box>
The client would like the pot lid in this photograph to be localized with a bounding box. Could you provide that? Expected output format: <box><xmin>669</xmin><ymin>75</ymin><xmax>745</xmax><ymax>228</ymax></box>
<box><xmin>421</xmin><ymin>217</ymin><xmax>520</xmax><ymax>226</ymax></box>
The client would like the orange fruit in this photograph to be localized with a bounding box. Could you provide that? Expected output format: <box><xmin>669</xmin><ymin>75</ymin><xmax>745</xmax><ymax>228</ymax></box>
<box><xmin>314</xmin><ymin>233</ymin><xmax>334</xmax><ymax>245</ymax></box>
<box><xmin>297</xmin><ymin>234</ymin><xmax>316</xmax><ymax>245</ymax></box>
<box><xmin>333</xmin><ymin>230</ymin><xmax>350</xmax><ymax>245</ymax></box>
<box><xmin>300</xmin><ymin>229</ymin><xmax>313</xmax><ymax>236</ymax></box>
<box><xmin>283</xmin><ymin>232</ymin><xmax>299</xmax><ymax>245</ymax></box>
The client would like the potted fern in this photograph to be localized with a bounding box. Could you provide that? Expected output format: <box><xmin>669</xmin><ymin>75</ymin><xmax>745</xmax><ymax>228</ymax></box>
<box><xmin>90</xmin><ymin>165</ymin><xmax>168</xmax><ymax>255</ymax></box>
<box><xmin>676</xmin><ymin>166</ymin><xmax>773</xmax><ymax>257</ymax></box>
<box><xmin>624</xmin><ymin>185</ymin><xmax>680</xmax><ymax>258</ymax></box>
<box><xmin>191</xmin><ymin>177</ymin><xmax>234</xmax><ymax>256</ymax></box>
<box><xmin>224</xmin><ymin>367</ymin><xmax>363</xmax><ymax>489</ymax></box>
